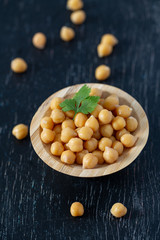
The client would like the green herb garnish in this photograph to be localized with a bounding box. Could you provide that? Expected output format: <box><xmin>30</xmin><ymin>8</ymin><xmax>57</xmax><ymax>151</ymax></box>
<box><xmin>60</xmin><ymin>85</ymin><xmax>100</xmax><ymax>119</ymax></box>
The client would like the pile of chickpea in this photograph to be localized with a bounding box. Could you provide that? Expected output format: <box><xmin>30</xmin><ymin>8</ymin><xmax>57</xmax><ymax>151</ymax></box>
<box><xmin>40</xmin><ymin>87</ymin><xmax>138</xmax><ymax>169</ymax></box>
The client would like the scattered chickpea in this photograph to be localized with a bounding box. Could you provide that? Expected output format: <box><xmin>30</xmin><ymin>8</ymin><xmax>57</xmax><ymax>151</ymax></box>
<box><xmin>40</xmin><ymin>117</ymin><xmax>54</xmax><ymax>130</ymax></box>
<box><xmin>126</xmin><ymin>117</ymin><xmax>138</xmax><ymax>132</ymax></box>
<box><xmin>112</xmin><ymin>140</ymin><xmax>124</xmax><ymax>155</ymax></box>
<box><xmin>32</xmin><ymin>32</ymin><xmax>47</xmax><ymax>49</ymax></box>
<box><xmin>110</xmin><ymin>203</ymin><xmax>127</xmax><ymax>218</ymax></box>
<box><xmin>60</xmin><ymin>26</ymin><xmax>75</xmax><ymax>42</ymax></box>
<box><xmin>12</xmin><ymin>124</ymin><xmax>28</xmax><ymax>140</ymax></box>
<box><xmin>95</xmin><ymin>65</ymin><xmax>111</xmax><ymax>81</ymax></box>
<box><xmin>70</xmin><ymin>10</ymin><xmax>86</xmax><ymax>25</ymax></box>
<box><xmin>74</xmin><ymin>113</ymin><xmax>88</xmax><ymax>128</ymax></box>
<box><xmin>62</xmin><ymin>119</ymin><xmax>75</xmax><ymax>130</ymax></box>
<box><xmin>83</xmin><ymin>153</ymin><xmax>98</xmax><ymax>169</ymax></box>
<box><xmin>103</xmin><ymin>147</ymin><xmax>118</xmax><ymax>164</ymax></box>
<box><xmin>65</xmin><ymin>110</ymin><xmax>75</xmax><ymax>118</ymax></box>
<box><xmin>91</xmin><ymin>104</ymin><xmax>103</xmax><ymax>118</ymax></box>
<box><xmin>92</xmin><ymin>129</ymin><xmax>101</xmax><ymax>140</ymax></box>
<box><xmin>68</xmin><ymin>137</ymin><xmax>83</xmax><ymax>152</ymax></box>
<box><xmin>115</xmin><ymin>105</ymin><xmax>132</xmax><ymax>118</ymax></box>
<box><xmin>92</xmin><ymin>150</ymin><xmax>104</xmax><ymax>164</ymax></box>
<box><xmin>11</xmin><ymin>58</ymin><xmax>27</xmax><ymax>73</ymax></box>
<box><xmin>61</xmin><ymin>127</ymin><xmax>77</xmax><ymax>143</ymax></box>
<box><xmin>50</xmin><ymin>142</ymin><xmax>64</xmax><ymax>156</ymax></box>
<box><xmin>90</xmin><ymin>88</ymin><xmax>102</xmax><ymax>97</ymax></box>
<box><xmin>104</xmin><ymin>95</ymin><xmax>119</xmax><ymax>111</ymax></box>
<box><xmin>61</xmin><ymin>150</ymin><xmax>76</xmax><ymax>164</ymax></box>
<box><xmin>50</xmin><ymin>97</ymin><xmax>64</xmax><ymax>110</ymax></box>
<box><xmin>97</xmin><ymin>43</ymin><xmax>112</xmax><ymax>58</ymax></box>
<box><xmin>101</xmin><ymin>34</ymin><xmax>118</xmax><ymax>47</ymax></box>
<box><xmin>98</xmin><ymin>109</ymin><xmax>113</xmax><ymax>124</ymax></box>
<box><xmin>100</xmin><ymin>124</ymin><xmax>113</xmax><ymax>138</ymax></box>
<box><xmin>70</xmin><ymin>202</ymin><xmax>84</xmax><ymax>217</ymax></box>
<box><xmin>85</xmin><ymin>115</ymin><xmax>99</xmax><ymax>132</ymax></box>
<box><xmin>112</xmin><ymin>116</ymin><xmax>126</xmax><ymax>130</ymax></box>
<box><xmin>115</xmin><ymin>128</ymin><xmax>129</xmax><ymax>141</ymax></box>
<box><xmin>67</xmin><ymin>0</ymin><xmax>83</xmax><ymax>11</ymax></box>
<box><xmin>41</xmin><ymin>129</ymin><xmax>55</xmax><ymax>144</ymax></box>
<box><xmin>78</xmin><ymin>126</ymin><xmax>93</xmax><ymax>140</ymax></box>
<box><xmin>76</xmin><ymin>150</ymin><xmax>88</xmax><ymax>164</ymax></box>
<box><xmin>51</xmin><ymin>109</ymin><xmax>65</xmax><ymax>124</ymax></box>
<box><xmin>98</xmin><ymin>137</ymin><xmax>112</xmax><ymax>151</ymax></box>
<box><xmin>84</xmin><ymin>138</ymin><xmax>98</xmax><ymax>152</ymax></box>
<box><xmin>53</xmin><ymin>124</ymin><xmax>62</xmax><ymax>134</ymax></box>
<box><xmin>120</xmin><ymin>133</ymin><xmax>137</xmax><ymax>148</ymax></box>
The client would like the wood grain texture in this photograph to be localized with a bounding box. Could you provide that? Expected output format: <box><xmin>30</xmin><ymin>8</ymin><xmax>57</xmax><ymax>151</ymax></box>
<box><xmin>0</xmin><ymin>0</ymin><xmax>160</xmax><ymax>239</ymax></box>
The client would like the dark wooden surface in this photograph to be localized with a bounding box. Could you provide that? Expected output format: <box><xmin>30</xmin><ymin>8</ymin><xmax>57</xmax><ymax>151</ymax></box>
<box><xmin>0</xmin><ymin>0</ymin><xmax>160</xmax><ymax>239</ymax></box>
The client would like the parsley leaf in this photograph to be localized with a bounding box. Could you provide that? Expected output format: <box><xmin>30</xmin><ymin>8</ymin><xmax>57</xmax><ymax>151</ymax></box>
<box><xmin>78</xmin><ymin>96</ymin><xmax>100</xmax><ymax>114</ymax></box>
<box><xmin>73</xmin><ymin>85</ymin><xmax>91</xmax><ymax>107</ymax></box>
<box><xmin>60</xmin><ymin>99</ymin><xmax>76</xmax><ymax>112</ymax></box>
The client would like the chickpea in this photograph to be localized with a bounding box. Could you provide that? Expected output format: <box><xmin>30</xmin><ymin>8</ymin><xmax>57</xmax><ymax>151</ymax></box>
<box><xmin>126</xmin><ymin>117</ymin><xmax>138</xmax><ymax>132</ymax></box>
<box><xmin>101</xmin><ymin>34</ymin><xmax>118</xmax><ymax>47</ymax></box>
<box><xmin>115</xmin><ymin>105</ymin><xmax>132</xmax><ymax>118</ymax></box>
<box><xmin>62</xmin><ymin>119</ymin><xmax>75</xmax><ymax>130</ymax></box>
<box><xmin>91</xmin><ymin>104</ymin><xmax>103</xmax><ymax>118</ymax></box>
<box><xmin>92</xmin><ymin>129</ymin><xmax>101</xmax><ymax>140</ymax></box>
<box><xmin>89</xmin><ymin>88</ymin><xmax>102</xmax><ymax>97</ymax></box>
<box><xmin>65</xmin><ymin>110</ymin><xmax>75</xmax><ymax>118</ymax></box>
<box><xmin>112</xmin><ymin>116</ymin><xmax>126</xmax><ymax>130</ymax></box>
<box><xmin>115</xmin><ymin>128</ymin><xmax>129</xmax><ymax>141</ymax></box>
<box><xmin>84</xmin><ymin>138</ymin><xmax>98</xmax><ymax>152</ymax></box>
<box><xmin>53</xmin><ymin>124</ymin><xmax>62</xmax><ymax>134</ymax></box>
<box><xmin>83</xmin><ymin>153</ymin><xmax>98</xmax><ymax>169</ymax></box>
<box><xmin>54</xmin><ymin>133</ymin><xmax>62</xmax><ymax>143</ymax></box>
<box><xmin>120</xmin><ymin>133</ymin><xmax>137</xmax><ymax>148</ymax></box>
<box><xmin>98</xmin><ymin>137</ymin><xmax>112</xmax><ymax>151</ymax></box>
<box><xmin>85</xmin><ymin>115</ymin><xmax>99</xmax><ymax>132</ymax></box>
<box><xmin>103</xmin><ymin>95</ymin><xmax>119</xmax><ymax>111</ymax></box>
<box><xmin>95</xmin><ymin>65</ymin><xmax>111</xmax><ymax>81</ymax></box>
<box><xmin>112</xmin><ymin>141</ymin><xmax>124</xmax><ymax>155</ymax></box>
<box><xmin>12</xmin><ymin>124</ymin><xmax>28</xmax><ymax>140</ymax></box>
<box><xmin>60</xmin><ymin>26</ymin><xmax>75</xmax><ymax>42</ymax></box>
<box><xmin>103</xmin><ymin>147</ymin><xmax>118</xmax><ymax>164</ymax></box>
<box><xmin>67</xmin><ymin>0</ymin><xmax>83</xmax><ymax>11</ymax></box>
<box><xmin>75</xmin><ymin>127</ymin><xmax>81</xmax><ymax>133</ymax></box>
<box><xmin>70</xmin><ymin>202</ymin><xmax>84</xmax><ymax>217</ymax></box>
<box><xmin>11</xmin><ymin>58</ymin><xmax>27</xmax><ymax>73</ymax></box>
<box><xmin>61</xmin><ymin>150</ymin><xmax>76</xmax><ymax>164</ymax></box>
<box><xmin>68</xmin><ymin>138</ymin><xmax>83</xmax><ymax>152</ymax></box>
<box><xmin>76</xmin><ymin>150</ymin><xmax>88</xmax><ymax>164</ymax></box>
<box><xmin>40</xmin><ymin>116</ymin><xmax>54</xmax><ymax>130</ymax></box>
<box><xmin>97</xmin><ymin>43</ymin><xmax>113</xmax><ymax>58</ymax></box>
<box><xmin>61</xmin><ymin>127</ymin><xmax>77</xmax><ymax>143</ymax></box>
<box><xmin>51</xmin><ymin>109</ymin><xmax>65</xmax><ymax>124</ymax></box>
<box><xmin>78</xmin><ymin>126</ymin><xmax>93</xmax><ymax>140</ymax></box>
<box><xmin>110</xmin><ymin>136</ymin><xmax>116</xmax><ymax>142</ymax></box>
<box><xmin>100</xmin><ymin>124</ymin><xmax>113</xmax><ymax>138</ymax></box>
<box><xmin>50</xmin><ymin>97</ymin><xmax>64</xmax><ymax>110</ymax></box>
<box><xmin>74</xmin><ymin>113</ymin><xmax>88</xmax><ymax>128</ymax></box>
<box><xmin>92</xmin><ymin>150</ymin><xmax>104</xmax><ymax>164</ymax></box>
<box><xmin>64</xmin><ymin>143</ymin><xmax>70</xmax><ymax>150</ymax></box>
<box><xmin>98</xmin><ymin>109</ymin><xmax>113</xmax><ymax>124</ymax></box>
<box><xmin>98</xmin><ymin>98</ymin><xmax>105</xmax><ymax>107</ymax></box>
<box><xmin>70</xmin><ymin>10</ymin><xmax>86</xmax><ymax>25</ymax></box>
<box><xmin>41</xmin><ymin>129</ymin><xmax>55</xmax><ymax>143</ymax></box>
<box><xmin>110</xmin><ymin>203</ymin><xmax>127</xmax><ymax>218</ymax></box>
<box><xmin>50</xmin><ymin>142</ymin><xmax>64</xmax><ymax>156</ymax></box>
<box><xmin>32</xmin><ymin>32</ymin><xmax>47</xmax><ymax>49</ymax></box>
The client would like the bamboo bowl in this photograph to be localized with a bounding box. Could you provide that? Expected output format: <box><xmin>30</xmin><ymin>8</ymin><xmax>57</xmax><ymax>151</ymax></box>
<box><xmin>30</xmin><ymin>83</ymin><xmax>149</xmax><ymax>178</ymax></box>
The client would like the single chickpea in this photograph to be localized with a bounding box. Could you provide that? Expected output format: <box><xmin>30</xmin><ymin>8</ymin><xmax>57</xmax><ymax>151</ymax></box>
<box><xmin>112</xmin><ymin>116</ymin><xmax>126</xmax><ymax>130</ymax></box>
<box><xmin>112</xmin><ymin>141</ymin><xmax>124</xmax><ymax>155</ymax></box>
<box><xmin>53</xmin><ymin>124</ymin><xmax>62</xmax><ymax>134</ymax></box>
<box><xmin>95</xmin><ymin>65</ymin><xmax>111</xmax><ymax>81</ymax></box>
<box><xmin>120</xmin><ymin>133</ymin><xmax>137</xmax><ymax>148</ymax></box>
<box><xmin>84</xmin><ymin>138</ymin><xmax>98</xmax><ymax>152</ymax></box>
<box><xmin>11</xmin><ymin>58</ymin><xmax>27</xmax><ymax>73</ymax></box>
<box><xmin>126</xmin><ymin>117</ymin><xmax>138</xmax><ymax>132</ymax></box>
<box><xmin>115</xmin><ymin>105</ymin><xmax>132</xmax><ymax>118</ymax></box>
<box><xmin>98</xmin><ymin>98</ymin><xmax>105</xmax><ymax>107</ymax></box>
<box><xmin>91</xmin><ymin>104</ymin><xmax>103</xmax><ymax>118</ymax></box>
<box><xmin>98</xmin><ymin>109</ymin><xmax>113</xmax><ymax>124</ymax></box>
<box><xmin>65</xmin><ymin>110</ymin><xmax>75</xmax><ymax>118</ymax></box>
<box><xmin>83</xmin><ymin>153</ymin><xmax>98</xmax><ymax>169</ymax></box>
<box><xmin>61</xmin><ymin>150</ymin><xmax>76</xmax><ymax>164</ymax></box>
<box><xmin>110</xmin><ymin>203</ymin><xmax>127</xmax><ymax>218</ymax></box>
<box><xmin>50</xmin><ymin>142</ymin><xmax>64</xmax><ymax>156</ymax></box>
<box><xmin>85</xmin><ymin>115</ymin><xmax>99</xmax><ymax>132</ymax></box>
<box><xmin>54</xmin><ymin>133</ymin><xmax>62</xmax><ymax>143</ymax></box>
<box><xmin>32</xmin><ymin>32</ymin><xmax>47</xmax><ymax>49</ymax></box>
<box><xmin>68</xmin><ymin>138</ymin><xmax>83</xmax><ymax>152</ymax></box>
<box><xmin>40</xmin><ymin>117</ymin><xmax>54</xmax><ymax>130</ymax></box>
<box><xmin>101</xmin><ymin>34</ymin><xmax>118</xmax><ymax>47</ymax></box>
<box><xmin>98</xmin><ymin>137</ymin><xmax>112</xmax><ymax>151</ymax></box>
<box><xmin>50</xmin><ymin>97</ymin><xmax>64</xmax><ymax>110</ymax></box>
<box><xmin>12</xmin><ymin>124</ymin><xmax>28</xmax><ymax>140</ymax></box>
<box><xmin>115</xmin><ymin>128</ymin><xmax>129</xmax><ymax>141</ymax></box>
<box><xmin>76</xmin><ymin>150</ymin><xmax>88</xmax><ymax>164</ymax></box>
<box><xmin>110</xmin><ymin>136</ymin><xmax>116</xmax><ymax>142</ymax></box>
<box><xmin>62</xmin><ymin>119</ymin><xmax>75</xmax><ymax>130</ymax></box>
<box><xmin>103</xmin><ymin>95</ymin><xmax>119</xmax><ymax>111</ymax></box>
<box><xmin>70</xmin><ymin>10</ymin><xmax>86</xmax><ymax>25</ymax></box>
<box><xmin>92</xmin><ymin>129</ymin><xmax>101</xmax><ymax>140</ymax></box>
<box><xmin>78</xmin><ymin>126</ymin><xmax>93</xmax><ymax>140</ymax></box>
<box><xmin>51</xmin><ymin>109</ymin><xmax>65</xmax><ymax>124</ymax></box>
<box><xmin>70</xmin><ymin>202</ymin><xmax>84</xmax><ymax>217</ymax></box>
<box><xmin>74</xmin><ymin>113</ymin><xmax>88</xmax><ymax>128</ymax></box>
<box><xmin>92</xmin><ymin>150</ymin><xmax>104</xmax><ymax>164</ymax></box>
<box><xmin>61</xmin><ymin>127</ymin><xmax>77</xmax><ymax>143</ymax></box>
<box><xmin>100</xmin><ymin>124</ymin><xmax>113</xmax><ymax>138</ymax></box>
<box><xmin>67</xmin><ymin>0</ymin><xmax>83</xmax><ymax>11</ymax></box>
<box><xmin>41</xmin><ymin>129</ymin><xmax>55</xmax><ymax>143</ymax></box>
<box><xmin>97</xmin><ymin>43</ymin><xmax>113</xmax><ymax>58</ymax></box>
<box><xmin>103</xmin><ymin>147</ymin><xmax>118</xmax><ymax>164</ymax></box>
<box><xmin>60</xmin><ymin>26</ymin><xmax>75</xmax><ymax>42</ymax></box>
<box><xmin>89</xmin><ymin>88</ymin><xmax>102</xmax><ymax>97</ymax></box>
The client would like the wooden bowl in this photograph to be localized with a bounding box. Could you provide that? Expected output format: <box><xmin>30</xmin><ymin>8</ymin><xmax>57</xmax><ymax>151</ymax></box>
<box><xmin>30</xmin><ymin>83</ymin><xmax>149</xmax><ymax>178</ymax></box>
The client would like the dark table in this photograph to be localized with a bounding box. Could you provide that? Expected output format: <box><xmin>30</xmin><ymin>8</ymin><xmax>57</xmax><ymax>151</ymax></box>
<box><xmin>0</xmin><ymin>0</ymin><xmax>160</xmax><ymax>239</ymax></box>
